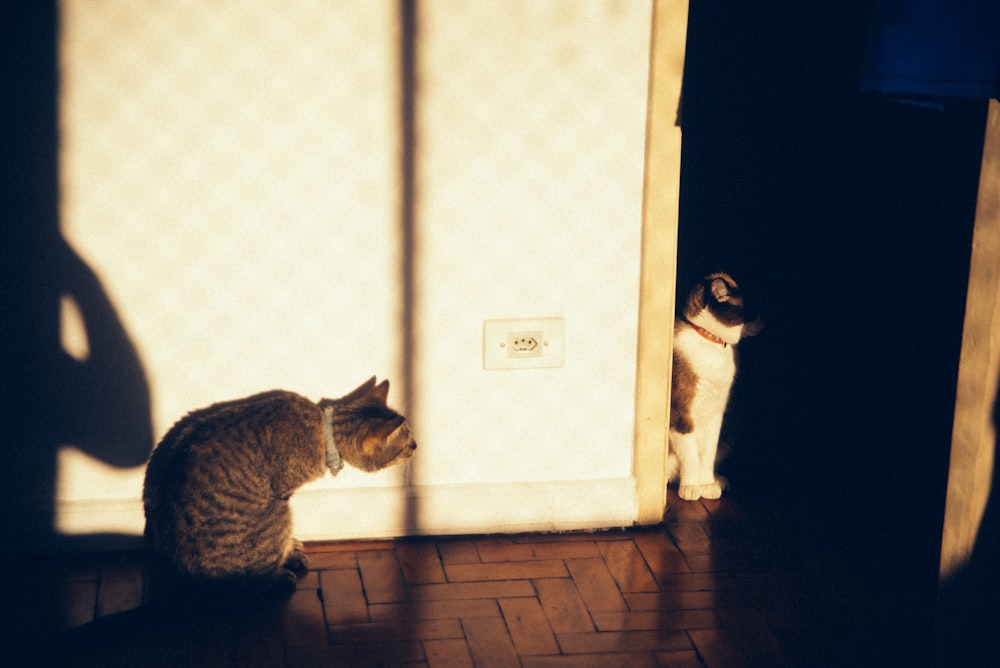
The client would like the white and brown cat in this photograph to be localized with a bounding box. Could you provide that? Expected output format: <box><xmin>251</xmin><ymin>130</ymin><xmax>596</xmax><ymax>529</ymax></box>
<box><xmin>669</xmin><ymin>273</ymin><xmax>761</xmax><ymax>501</ymax></box>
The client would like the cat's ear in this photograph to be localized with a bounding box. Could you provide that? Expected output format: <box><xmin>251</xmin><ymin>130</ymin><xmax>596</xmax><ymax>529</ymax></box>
<box><xmin>342</xmin><ymin>376</ymin><xmax>378</xmax><ymax>403</ymax></box>
<box><xmin>368</xmin><ymin>379</ymin><xmax>390</xmax><ymax>405</ymax></box>
<box><xmin>709</xmin><ymin>277</ymin><xmax>733</xmax><ymax>302</ymax></box>
<box><xmin>709</xmin><ymin>276</ymin><xmax>744</xmax><ymax>306</ymax></box>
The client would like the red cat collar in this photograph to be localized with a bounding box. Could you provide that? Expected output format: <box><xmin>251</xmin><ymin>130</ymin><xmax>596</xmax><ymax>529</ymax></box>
<box><xmin>684</xmin><ymin>320</ymin><xmax>728</xmax><ymax>347</ymax></box>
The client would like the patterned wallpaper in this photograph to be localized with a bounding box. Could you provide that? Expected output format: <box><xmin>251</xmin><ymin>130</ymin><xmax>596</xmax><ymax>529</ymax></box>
<box><xmin>55</xmin><ymin>0</ymin><xmax>652</xmax><ymax>524</ymax></box>
<box><xmin>416</xmin><ymin>0</ymin><xmax>650</xmax><ymax>485</ymax></box>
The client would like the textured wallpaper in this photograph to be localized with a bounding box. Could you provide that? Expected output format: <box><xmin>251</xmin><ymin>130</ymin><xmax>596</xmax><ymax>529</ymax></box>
<box><xmin>56</xmin><ymin>1</ymin><xmax>651</xmax><ymax>526</ymax></box>
<box><xmin>416</xmin><ymin>0</ymin><xmax>649</xmax><ymax>485</ymax></box>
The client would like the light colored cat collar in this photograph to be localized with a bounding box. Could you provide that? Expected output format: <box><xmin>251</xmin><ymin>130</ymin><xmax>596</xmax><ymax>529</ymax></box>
<box><xmin>685</xmin><ymin>319</ymin><xmax>728</xmax><ymax>347</ymax></box>
<box><xmin>323</xmin><ymin>406</ymin><xmax>345</xmax><ymax>476</ymax></box>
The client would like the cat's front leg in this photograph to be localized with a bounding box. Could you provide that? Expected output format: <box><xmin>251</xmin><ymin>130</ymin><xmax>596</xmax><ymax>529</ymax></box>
<box><xmin>695</xmin><ymin>417</ymin><xmax>725</xmax><ymax>499</ymax></box>
<box><xmin>670</xmin><ymin>430</ymin><xmax>704</xmax><ymax>500</ymax></box>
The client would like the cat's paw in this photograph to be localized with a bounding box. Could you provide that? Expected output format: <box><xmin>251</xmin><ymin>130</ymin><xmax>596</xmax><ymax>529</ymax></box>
<box><xmin>699</xmin><ymin>482</ymin><xmax>723</xmax><ymax>500</ymax></box>
<box><xmin>284</xmin><ymin>540</ymin><xmax>310</xmax><ymax>575</ymax></box>
<box><xmin>678</xmin><ymin>479</ymin><xmax>725</xmax><ymax>501</ymax></box>
<box><xmin>699</xmin><ymin>476</ymin><xmax>728</xmax><ymax>499</ymax></box>
<box><xmin>272</xmin><ymin>568</ymin><xmax>299</xmax><ymax>596</ymax></box>
<box><xmin>678</xmin><ymin>485</ymin><xmax>702</xmax><ymax>501</ymax></box>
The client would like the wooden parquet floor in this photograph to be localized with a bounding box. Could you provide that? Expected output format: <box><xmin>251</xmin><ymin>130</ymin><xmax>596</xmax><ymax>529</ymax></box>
<box><xmin>24</xmin><ymin>490</ymin><xmax>936</xmax><ymax>667</ymax></box>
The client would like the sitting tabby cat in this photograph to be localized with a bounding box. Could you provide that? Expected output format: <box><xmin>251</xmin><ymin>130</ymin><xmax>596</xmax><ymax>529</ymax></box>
<box><xmin>143</xmin><ymin>376</ymin><xmax>415</xmax><ymax>595</ymax></box>
<box><xmin>669</xmin><ymin>273</ymin><xmax>761</xmax><ymax>501</ymax></box>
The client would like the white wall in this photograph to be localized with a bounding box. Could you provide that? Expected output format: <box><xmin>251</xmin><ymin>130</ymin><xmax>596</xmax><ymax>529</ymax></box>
<box><xmin>55</xmin><ymin>0</ymin><xmax>652</xmax><ymax>541</ymax></box>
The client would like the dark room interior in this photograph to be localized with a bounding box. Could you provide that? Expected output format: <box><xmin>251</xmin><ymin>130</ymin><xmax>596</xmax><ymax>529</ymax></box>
<box><xmin>678</xmin><ymin>1</ymin><xmax>996</xmax><ymax>663</ymax></box>
<box><xmin>681</xmin><ymin>0</ymin><xmax>981</xmax><ymax>563</ymax></box>
<box><xmin>4</xmin><ymin>1</ymin><xmax>999</xmax><ymax>666</ymax></box>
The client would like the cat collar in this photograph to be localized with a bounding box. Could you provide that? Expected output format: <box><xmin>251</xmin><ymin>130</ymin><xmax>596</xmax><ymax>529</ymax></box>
<box><xmin>324</xmin><ymin>406</ymin><xmax>345</xmax><ymax>476</ymax></box>
<box><xmin>685</xmin><ymin>320</ymin><xmax>728</xmax><ymax>347</ymax></box>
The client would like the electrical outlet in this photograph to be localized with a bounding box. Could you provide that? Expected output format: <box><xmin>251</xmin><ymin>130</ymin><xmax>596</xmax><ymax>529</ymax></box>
<box><xmin>483</xmin><ymin>317</ymin><xmax>564</xmax><ymax>370</ymax></box>
<box><xmin>506</xmin><ymin>331</ymin><xmax>543</xmax><ymax>358</ymax></box>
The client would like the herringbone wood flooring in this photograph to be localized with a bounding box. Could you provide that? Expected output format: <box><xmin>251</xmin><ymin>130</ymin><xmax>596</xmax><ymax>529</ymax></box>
<box><xmin>33</xmin><ymin>490</ymin><xmax>935</xmax><ymax>666</ymax></box>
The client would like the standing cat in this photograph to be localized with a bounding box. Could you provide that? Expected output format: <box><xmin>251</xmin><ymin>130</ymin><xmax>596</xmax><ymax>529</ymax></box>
<box><xmin>143</xmin><ymin>376</ymin><xmax>415</xmax><ymax>595</ymax></box>
<box><xmin>669</xmin><ymin>273</ymin><xmax>761</xmax><ymax>501</ymax></box>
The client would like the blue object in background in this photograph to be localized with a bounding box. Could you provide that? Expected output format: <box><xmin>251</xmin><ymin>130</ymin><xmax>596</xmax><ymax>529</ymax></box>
<box><xmin>861</xmin><ymin>0</ymin><xmax>1000</xmax><ymax>103</ymax></box>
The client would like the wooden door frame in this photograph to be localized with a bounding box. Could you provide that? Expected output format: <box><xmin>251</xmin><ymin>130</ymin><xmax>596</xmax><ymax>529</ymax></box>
<box><xmin>633</xmin><ymin>0</ymin><xmax>688</xmax><ymax>524</ymax></box>
<box><xmin>939</xmin><ymin>98</ymin><xmax>1000</xmax><ymax>582</ymax></box>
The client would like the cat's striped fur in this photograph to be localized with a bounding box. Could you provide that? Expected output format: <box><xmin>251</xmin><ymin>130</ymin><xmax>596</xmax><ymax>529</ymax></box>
<box><xmin>142</xmin><ymin>377</ymin><xmax>415</xmax><ymax>595</ymax></box>
<box><xmin>669</xmin><ymin>273</ymin><xmax>761</xmax><ymax>501</ymax></box>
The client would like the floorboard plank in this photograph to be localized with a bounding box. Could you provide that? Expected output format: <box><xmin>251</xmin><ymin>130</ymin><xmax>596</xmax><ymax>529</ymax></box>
<box><xmin>410</xmin><ymin>579</ymin><xmax>535</xmax><ymax>601</ymax></box>
<box><xmin>498</xmin><ymin>596</ymin><xmax>559</xmax><ymax>655</ymax></box>
<box><xmin>597</xmin><ymin>538</ymin><xmax>661</xmax><ymax>593</ymax></box>
<box><xmin>632</xmin><ymin>531</ymin><xmax>692</xmax><ymax>581</ymax></box>
<box><xmin>564</xmin><ymin>557</ymin><xmax>629</xmax><ymax>613</ymax></box>
<box><xmin>534</xmin><ymin>577</ymin><xmax>596</xmax><ymax>634</ymax></box>
<box><xmin>319</xmin><ymin>568</ymin><xmax>368</xmax><ymax>626</ymax></box>
<box><xmin>556</xmin><ymin>629</ymin><xmax>691</xmax><ymax>654</ymax></box>
<box><xmin>357</xmin><ymin>549</ymin><xmax>407</xmax><ymax>604</ymax></box>
<box><xmin>476</xmin><ymin>537</ymin><xmax>601</xmax><ymax>562</ymax></box>
<box><xmin>369</xmin><ymin>598</ymin><xmax>501</xmax><ymax>621</ymax></box>
<box><xmin>445</xmin><ymin>559</ymin><xmax>568</xmax><ymax>582</ymax></box>
<box><xmin>282</xmin><ymin>587</ymin><xmax>328</xmax><ymax>647</ymax></box>
<box><xmin>424</xmin><ymin>638</ymin><xmax>475</xmax><ymax>668</ymax></box>
<box><xmin>461</xmin><ymin>615</ymin><xmax>521</xmax><ymax>668</ymax></box>
<box><xmin>437</xmin><ymin>540</ymin><xmax>482</xmax><ymax>566</ymax></box>
<box><xmin>397</xmin><ymin>540</ymin><xmax>447</xmax><ymax>584</ymax></box>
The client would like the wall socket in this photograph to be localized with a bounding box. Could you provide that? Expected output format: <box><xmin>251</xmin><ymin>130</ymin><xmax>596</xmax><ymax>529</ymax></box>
<box><xmin>483</xmin><ymin>317</ymin><xmax>564</xmax><ymax>370</ymax></box>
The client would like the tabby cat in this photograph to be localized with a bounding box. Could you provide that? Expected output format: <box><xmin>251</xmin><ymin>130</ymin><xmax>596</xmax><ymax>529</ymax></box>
<box><xmin>669</xmin><ymin>273</ymin><xmax>761</xmax><ymax>501</ymax></box>
<box><xmin>142</xmin><ymin>376</ymin><xmax>415</xmax><ymax>595</ymax></box>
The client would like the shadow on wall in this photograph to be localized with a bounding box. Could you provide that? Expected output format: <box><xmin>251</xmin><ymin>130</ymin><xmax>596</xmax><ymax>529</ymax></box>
<box><xmin>399</xmin><ymin>0</ymin><xmax>420</xmax><ymax>539</ymax></box>
<box><xmin>2</xmin><ymin>3</ymin><xmax>154</xmax><ymax>556</ymax></box>
<box><xmin>2</xmin><ymin>4</ymin><xmax>153</xmax><ymax>659</ymax></box>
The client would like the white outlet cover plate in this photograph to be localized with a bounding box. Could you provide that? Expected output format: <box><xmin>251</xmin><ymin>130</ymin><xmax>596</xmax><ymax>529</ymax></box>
<box><xmin>483</xmin><ymin>317</ymin><xmax>564</xmax><ymax>370</ymax></box>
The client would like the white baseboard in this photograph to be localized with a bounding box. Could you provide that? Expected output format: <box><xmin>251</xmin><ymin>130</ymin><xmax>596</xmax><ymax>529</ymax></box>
<box><xmin>293</xmin><ymin>476</ymin><xmax>639</xmax><ymax>540</ymax></box>
<box><xmin>51</xmin><ymin>477</ymin><xmax>639</xmax><ymax>549</ymax></box>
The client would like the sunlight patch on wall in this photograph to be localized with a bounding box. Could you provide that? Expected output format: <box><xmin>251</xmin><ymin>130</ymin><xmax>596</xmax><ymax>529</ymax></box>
<box><xmin>56</xmin><ymin>446</ymin><xmax>145</xmax><ymax>503</ymax></box>
<box><xmin>55</xmin><ymin>446</ymin><xmax>145</xmax><ymax>536</ymax></box>
<box><xmin>59</xmin><ymin>295</ymin><xmax>90</xmax><ymax>362</ymax></box>
<box><xmin>55</xmin><ymin>0</ymin><xmax>652</xmax><ymax>539</ymax></box>
<box><xmin>414</xmin><ymin>0</ymin><xmax>651</xmax><ymax>486</ymax></box>
<box><xmin>59</xmin><ymin>0</ymin><xmax>402</xmax><ymax>448</ymax></box>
